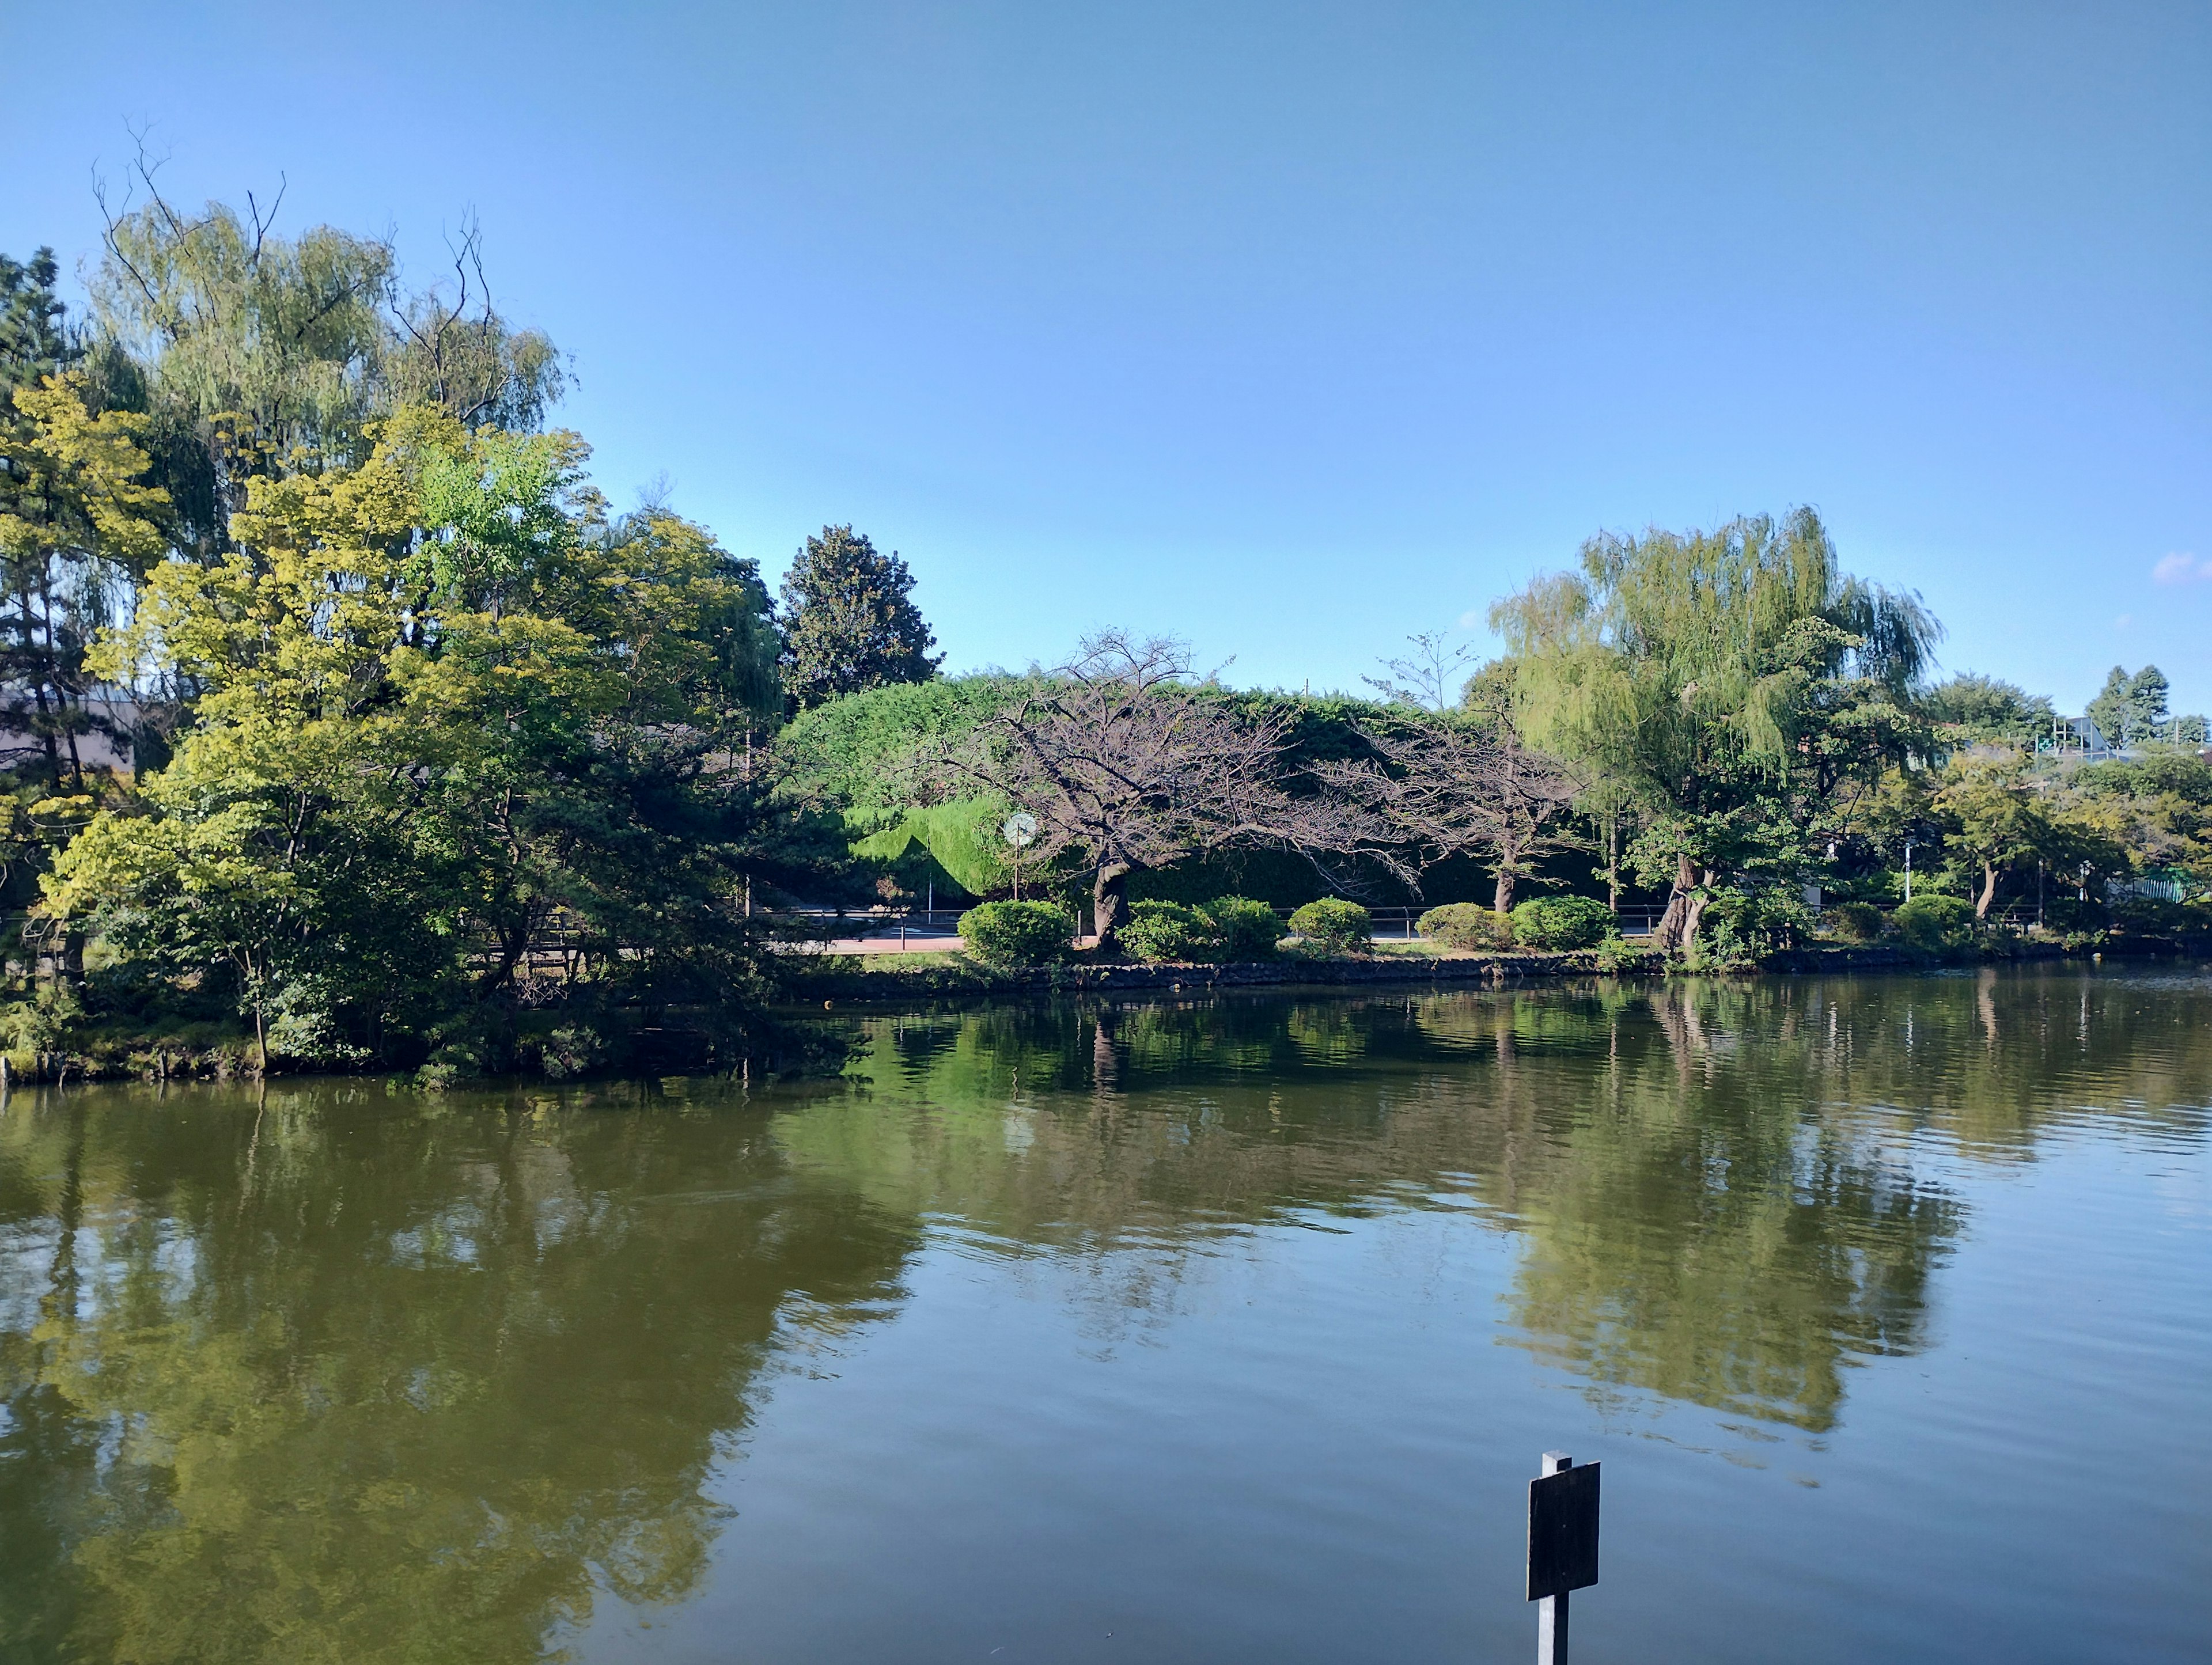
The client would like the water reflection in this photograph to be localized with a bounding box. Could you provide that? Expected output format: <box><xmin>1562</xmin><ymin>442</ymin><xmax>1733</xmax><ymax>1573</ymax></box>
<box><xmin>1</xmin><ymin>1086</ymin><xmax>917</xmax><ymax>1662</ymax></box>
<box><xmin>1</xmin><ymin>969</ymin><xmax>2206</xmax><ymax>1663</ymax></box>
<box><xmin>827</xmin><ymin>972</ymin><xmax>2211</xmax><ymax>1428</ymax></box>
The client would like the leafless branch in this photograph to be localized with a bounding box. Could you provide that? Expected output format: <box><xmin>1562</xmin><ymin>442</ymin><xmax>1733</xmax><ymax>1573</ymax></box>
<box><xmin>932</xmin><ymin>631</ymin><xmax>1377</xmax><ymax>949</ymax></box>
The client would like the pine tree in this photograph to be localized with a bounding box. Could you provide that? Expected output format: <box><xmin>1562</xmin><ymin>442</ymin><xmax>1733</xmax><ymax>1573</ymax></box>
<box><xmin>0</xmin><ymin>247</ymin><xmax>76</xmax><ymax>390</ymax></box>
<box><xmin>777</xmin><ymin>525</ymin><xmax>941</xmax><ymax>712</ymax></box>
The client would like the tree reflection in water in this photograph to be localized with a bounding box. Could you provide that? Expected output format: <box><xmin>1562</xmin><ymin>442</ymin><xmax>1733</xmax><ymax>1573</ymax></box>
<box><xmin>0</xmin><ymin>1084</ymin><xmax>918</xmax><ymax>1663</ymax></box>
<box><xmin>2</xmin><ymin>969</ymin><xmax>2206</xmax><ymax>1663</ymax></box>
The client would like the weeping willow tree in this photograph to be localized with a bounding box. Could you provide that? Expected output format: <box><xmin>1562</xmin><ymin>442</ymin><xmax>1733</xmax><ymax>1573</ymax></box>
<box><xmin>90</xmin><ymin>154</ymin><xmax>564</xmax><ymax>559</ymax></box>
<box><xmin>1490</xmin><ymin>509</ymin><xmax>1938</xmax><ymax>949</ymax></box>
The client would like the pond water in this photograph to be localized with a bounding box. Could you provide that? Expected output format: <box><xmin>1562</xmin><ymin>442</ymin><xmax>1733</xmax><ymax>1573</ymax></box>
<box><xmin>3</xmin><ymin>968</ymin><xmax>2210</xmax><ymax>1664</ymax></box>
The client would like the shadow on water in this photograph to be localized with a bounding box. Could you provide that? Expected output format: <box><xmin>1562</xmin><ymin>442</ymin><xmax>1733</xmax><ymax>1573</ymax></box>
<box><xmin>1</xmin><ymin>966</ymin><xmax>2207</xmax><ymax>1662</ymax></box>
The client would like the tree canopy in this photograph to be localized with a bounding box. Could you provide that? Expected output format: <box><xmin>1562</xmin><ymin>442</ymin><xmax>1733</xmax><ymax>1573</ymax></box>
<box><xmin>1490</xmin><ymin>508</ymin><xmax>1939</xmax><ymax>947</ymax></box>
<box><xmin>777</xmin><ymin>524</ymin><xmax>940</xmax><ymax>712</ymax></box>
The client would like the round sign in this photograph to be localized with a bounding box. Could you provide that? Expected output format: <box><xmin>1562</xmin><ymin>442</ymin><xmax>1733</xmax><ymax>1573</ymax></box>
<box><xmin>1001</xmin><ymin>812</ymin><xmax>1039</xmax><ymax>849</ymax></box>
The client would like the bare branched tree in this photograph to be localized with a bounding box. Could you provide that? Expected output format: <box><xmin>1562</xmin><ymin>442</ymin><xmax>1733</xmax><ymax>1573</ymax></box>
<box><xmin>1317</xmin><ymin>704</ymin><xmax>1585</xmax><ymax>912</ymax></box>
<box><xmin>1362</xmin><ymin>628</ymin><xmax>1478</xmax><ymax>711</ymax></box>
<box><xmin>937</xmin><ymin>631</ymin><xmax>1366</xmax><ymax>954</ymax></box>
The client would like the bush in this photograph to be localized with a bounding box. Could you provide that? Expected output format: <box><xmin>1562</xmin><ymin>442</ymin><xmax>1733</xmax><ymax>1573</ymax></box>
<box><xmin>1418</xmin><ymin>902</ymin><xmax>1514</xmax><ymax>951</ymax></box>
<box><xmin>1120</xmin><ymin>900</ymin><xmax>1222</xmax><ymax>963</ymax></box>
<box><xmin>1289</xmin><ymin>898</ymin><xmax>1372</xmax><ymax>955</ymax></box>
<box><xmin>1509</xmin><ymin>895</ymin><xmax>1614</xmax><ymax>950</ymax></box>
<box><xmin>1892</xmin><ymin>894</ymin><xmax>1976</xmax><ymax>953</ymax></box>
<box><xmin>960</xmin><ymin>900</ymin><xmax>1075</xmax><ymax>967</ymax></box>
<box><xmin>1700</xmin><ymin>887</ymin><xmax>1819</xmax><ymax>965</ymax></box>
<box><xmin>1825</xmin><ymin>900</ymin><xmax>1887</xmax><ymax>943</ymax></box>
<box><xmin>1205</xmin><ymin>896</ymin><xmax>1287</xmax><ymax>959</ymax></box>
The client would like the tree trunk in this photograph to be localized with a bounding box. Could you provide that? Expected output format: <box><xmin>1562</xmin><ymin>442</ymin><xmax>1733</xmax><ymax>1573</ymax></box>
<box><xmin>1493</xmin><ymin>865</ymin><xmax>1517</xmax><ymax>915</ymax></box>
<box><xmin>1652</xmin><ymin>853</ymin><xmax>1706</xmax><ymax>953</ymax></box>
<box><xmin>1092</xmin><ymin>863</ymin><xmax>1132</xmax><ymax>957</ymax></box>
<box><xmin>1976</xmin><ymin>860</ymin><xmax>1998</xmax><ymax>920</ymax></box>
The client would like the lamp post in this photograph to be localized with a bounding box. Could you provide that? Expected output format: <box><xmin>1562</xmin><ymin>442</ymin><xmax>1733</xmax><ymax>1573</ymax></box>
<box><xmin>1903</xmin><ymin>838</ymin><xmax>1915</xmax><ymax>903</ymax></box>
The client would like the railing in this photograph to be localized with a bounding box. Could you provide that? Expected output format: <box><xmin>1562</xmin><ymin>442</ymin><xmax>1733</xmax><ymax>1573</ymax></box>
<box><xmin>775</xmin><ymin>901</ymin><xmax>1677</xmax><ymax>946</ymax></box>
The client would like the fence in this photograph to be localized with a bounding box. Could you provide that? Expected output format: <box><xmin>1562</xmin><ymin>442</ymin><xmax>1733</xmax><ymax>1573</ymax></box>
<box><xmin>778</xmin><ymin>901</ymin><xmax>1677</xmax><ymax>946</ymax></box>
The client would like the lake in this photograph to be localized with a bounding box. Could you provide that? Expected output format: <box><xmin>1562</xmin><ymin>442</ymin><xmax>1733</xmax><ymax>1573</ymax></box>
<box><xmin>3</xmin><ymin>967</ymin><xmax>2209</xmax><ymax>1663</ymax></box>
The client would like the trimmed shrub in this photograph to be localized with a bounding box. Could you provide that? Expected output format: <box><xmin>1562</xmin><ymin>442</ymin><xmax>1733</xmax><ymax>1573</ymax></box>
<box><xmin>1892</xmin><ymin>894</ymin><xmax>1976</xmax><ymax>952</ymax></box>
<box><xmin>1509</xmin><ymin>894</ymin><xmax>1613</xmax><ymax>950</ymax></box>
<box><xmin>1825</xmin><ymin>900</ymin><xmax>1886</xmax><ymax>943</ymax></box>
<box><xmin>1205</xmin><ymin>896</ymin><xmax>1287</xmax><ymax>959</ymax></box>
<box><xmin>1121</xmin><ymin>900</ymin><xmax>1222</xmax><ymax>963</ymax></box>
<box><xmin>1289</xmin><ymin>898</ymin><xmax>1372</xmax><ymax>956</ymax></box>
<box><xmin>1417</xmin><ymin>902</ymin><xmax>1514</xmax><ymax>951</ymax></box>
<box><xmin>960</xmin><ymin>900</ymin><xmax>1074</xmax><ymax>967</ymax></box>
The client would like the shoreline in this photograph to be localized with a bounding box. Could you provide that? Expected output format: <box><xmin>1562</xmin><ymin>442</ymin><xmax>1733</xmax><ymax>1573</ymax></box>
<box><xmin>782</xmin><ymin>934</ymin><xmax>2203</xmax><ymax>1006</ymax></box>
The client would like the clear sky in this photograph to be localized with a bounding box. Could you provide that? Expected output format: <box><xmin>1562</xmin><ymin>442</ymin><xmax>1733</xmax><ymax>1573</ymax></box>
<box><xmin>9</xmin><ymin>1</ymin><xmax>2208</xmax><ymax>714</ymax></box>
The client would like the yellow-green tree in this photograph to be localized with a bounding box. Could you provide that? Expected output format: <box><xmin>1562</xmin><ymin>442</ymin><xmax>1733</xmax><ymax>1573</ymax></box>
<box><xmin>0</xmin><ymin>371</ymin><xmax>171</xmax><ymax>790</ymax></box>
<box><xmin>43</xmin><ymin>408</ymin><xmax>785</xmax><ymax>1071</ymax></box>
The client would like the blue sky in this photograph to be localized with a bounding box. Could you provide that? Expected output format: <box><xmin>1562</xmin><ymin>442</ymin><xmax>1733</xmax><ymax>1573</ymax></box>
<box><xmin>10</xmin><ymin>1</ymin><xmax>2208</xmax><ymax>714</ymax></box>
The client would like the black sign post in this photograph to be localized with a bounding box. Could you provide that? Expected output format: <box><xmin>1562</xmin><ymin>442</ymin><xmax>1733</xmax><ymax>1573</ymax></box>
<box><xmin>1527</xmin><ymin>1450</ymin><xmax>1600</xmax><ymax>1664</ymax></box>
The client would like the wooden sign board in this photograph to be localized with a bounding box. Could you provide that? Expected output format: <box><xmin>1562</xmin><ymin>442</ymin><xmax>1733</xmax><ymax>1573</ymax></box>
<box><xmin>1527</xmin><ymin>1461</ymin><xmax>1601</xmax><ymax>1600</ymax></box>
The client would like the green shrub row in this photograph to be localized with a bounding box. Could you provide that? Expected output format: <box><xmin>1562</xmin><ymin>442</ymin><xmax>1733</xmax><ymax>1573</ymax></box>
<box><xmin>1122</xmin><ymin>897</ymin><xmax>1292</xmax><ymax>963</ymax></box>
<box><xmin>1416</xmin><ymin>896</ymin><xmax>1615</xmax><ymax>951</ymax></box>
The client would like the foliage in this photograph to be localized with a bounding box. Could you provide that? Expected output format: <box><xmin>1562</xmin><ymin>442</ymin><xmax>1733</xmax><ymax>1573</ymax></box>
<box><xmin>2056</xmin><ymin>754</ymin><xmax>2212</xmax><ymax>894</ymax></box>
<box><xmin>1931</xmin><ymin>754</ymin><xmax>2059</xmax><ymax>918</ymax></box>
<box><xmin>777</xmin><ymin>675</ymin><xmax>1025</xmax><ymax>810</ymax></box>
<box><xmin>1508</xmin><ymin>894</ymin><xmax>1613</xmax><ymax>950</ymax></box>
<box><xmin>959</xmin><ymin>900</ymin><xmax>1073</xmax><ymax>967</ymax></box>
<box><xmin>1925</xmin><ymin>674</ymin><xmax>2055</xmax><ymax>748</ymax></box>
<box><xmin>1492</xmin><ymin>507</ymin><xmax>1937</xmax><ymax>951</ymax></box>
<box><xmin>89</xmin><ymin>165</ymin><xmax>563</xmax><ymax>556</ymax></box>
<box><xmin>1824</xmin><ymin>900</ymin><xmax>1886</xmax><ymax>942</ymax></box>
<box><xmin>1206</xmin><ymin>896</ymin><xmax>1288</xmax><ymax>959</ymax></box>
<box><xmin>1289</xmin><ymin>898</ymin><xmax>1370</xmax><ymax>955</ymax></box>
<box><xmin>40</xmin><ymin>407</ymin><xmax>787</xmax><ymax>1071</ymax></box>
<box><xmin>1119</xmin><ymin>900</ymin><xmax>1221</xmax><ymax>963</ymax></box>
<box><xmin>1313</xmin><ymin>694</ymin><xmax>1584</xmax><ymax>912</ymax></box>
<box><xmin>1115</xmin><ymin>896</ymin><xmax>1286</xmax><ymax>963</ymax></box>
<box><xmin>847</xmin><ymin>798</ymin><xmax>1011</xmax><ymax>900</ymax></box>
<box><xmin>935</xmin><ymin>634</ymin><xmax>1361</xmax><ymax>953</ymax></box>
<box><xmin>2085</xmin><ymin>664</ymin><xmax>2168</xmax><ymax>748</ymax></box>
<box><xmin>1696</xmin><ymin>887</ymin><xmax>1819</xmax><ymax>966</ymax></box>
<box><xmin>777</xmin><ymin>525</ymin><xmax>941</xmax><ymax>711</ymax></box>
<box><xmin>1892</xmin><ymin>894</ymin><xmax>1976</xmax><ymax>952</ymax></box>
<box><xmin>1417</xmin><ymin>902</ymin><xmax>1514</xmax><ymax>950</ymax></box>
<box><xmin>0</xmin><ymin>372</ymin><xmax>173</xmax><ymax>789</ymax></box>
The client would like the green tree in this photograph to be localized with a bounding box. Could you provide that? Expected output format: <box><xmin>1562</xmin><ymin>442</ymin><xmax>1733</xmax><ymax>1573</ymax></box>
<box><xmin>1931</xmin><ymin>754</ymin><xmax>2056</xmax><ymax>918</ymax></box>
<box><xmin>0</xmin><ymin>246</ymin><xmax>75</xmax><ymax>388</ymax></box>
<box><xmin>43</xmin><ymin>408</ymin><xmax>785</xmax><ymax>1070</ymax></box>
<box><xmin>89</xmin><ymin>165</ymin><xmax>563</xmax><ymax>559</ymax></box>
<box><xmin>1490</xmin><ymin>509</ymin><xmax>1938</xmax><ymax>950</ymax></box>
<box><xmin>1926</xmin><ymin>673</ymin><xmax>2056</xmax><ymax>747</ymax></box>
<box><xmin>777</xmin><ymin>524</ymin><xmax>941</xmax><ymax>711</ymax></box>
<box><xmin>0</xmin><ymin>372</ymin><xmax>172</xmax><ymax>790</ymax></box>
<box><xmin>2085</xmin><ymin>664</ymin><xmax>2169</xmax><ymax>748</ymax></box>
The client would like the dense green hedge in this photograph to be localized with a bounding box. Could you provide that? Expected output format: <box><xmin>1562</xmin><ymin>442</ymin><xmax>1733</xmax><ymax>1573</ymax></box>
<box><xmin>960</xmin><ymin>901</ymin><xmax>1074</xmax><ymax>967</ymax></box>
<box><xmin>1120</xmin><ymin>896</ymin><xmax>1289</xmax><ymax>963</ymax></box>
<box><xmin>1508</xmin><ymin>895</ymin><xmax>1613</xmax><ymax>949</ymax></box>
<box><xmin>1418</xmin><ymin>902</ymin><xmax>1513</xmax><ymax>950</ymax></box>
<box><xmin>1290</xmin><ymin>898</ymin><xmax>1371</xmax><ymax>955</ymax></box>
